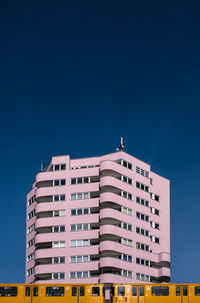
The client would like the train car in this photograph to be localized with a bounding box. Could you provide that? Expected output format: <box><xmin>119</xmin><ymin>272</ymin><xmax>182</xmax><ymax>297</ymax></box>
<box><xmin>112</xmin><ymin>284</ymin><xmax>200</xmax><ymax>303</ymax></box>
<box><xmin>0</xmin><ymin>284</ymin><xmax>105</xmax><ymax>303</ymax></box>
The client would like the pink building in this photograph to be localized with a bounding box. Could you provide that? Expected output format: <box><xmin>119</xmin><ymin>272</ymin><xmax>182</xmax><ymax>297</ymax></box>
<box><xmin>26</xmin><ymin>148</ymin><xmax>170</xmax><ymax>284</ymax></box>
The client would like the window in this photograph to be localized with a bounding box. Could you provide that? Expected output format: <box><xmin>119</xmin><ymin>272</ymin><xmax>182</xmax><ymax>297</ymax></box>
<box><xmin>151</xmin><ymin>207</ymin><xmax>160</xmax><ymax>216</ymax></box>
<box><xmin>53</xmin><ymin>210</ymin><xmax>66</xmax><ymax>217</ymax></box>
<box><xmin>136</xmin><ymin>166</ymin><xmax>149</xmax><ymax>178</ymax></box>
<box><xmin>121</xmin><ymin>191</ymin><xmax>132</xmax><ymax>200</ymax></box>
<box><xmin>28</xmin><ymin>195</ymin><xmax>35</xmax><ymax>206</ymax></box>
<box><xmin>72</xmin><ymin>287</ymin><xmax>77</xmax><ymax>296</ymax></box>
<box><xmin>80</xmin><ymin>287</ymin><xmax>84</xmax><ymax>296</ymax></box>
<box><xmin>136</xmin><ymin>226</ymin><xmax>150</xmax><ymax>237</ymax></box>
<box><xmin>121</xmin><ymin>222</ymin><xmax>132</xmax><ymax>231</ymax></box>
<box><xmin>150</xmin><ymin>193</ymin><xmax>160</xmax><ymax>202</ymax></box>
<box><xmin>136</xmin><ymin>182</ymin><xmax>149</xmax><ymax>192</ymax></box>
<box><xmin>152</xmin><ymin>287</ymin><xmax>169</xmax><ymax>296</ymax></box>
<box><xmin>151</xmin><ymin>221</ymin><xmax>160</xmax><ymax>230</ymax></box>
<box><xmin>118</xmin><ymin>287</ymin><xmax>125</xmax><ymax>296</ymax></box>
<box><xmin>53</xmin><ymin>164</ymin><xmax>66</xmax><ymax>171</ymax></box>
<box><xmin>27</xmin><ymin>239</ymin><xmax>34</xmax><ymax>248</ymax></box>
<box><xmin>27</xmin><ymin>223</ymin><xmax>35</xmax><ymax>234</ymax></box>
<box><xmin>53</xmin><ymin>179</ymin><xmax>66</xmax><ymax>186</ymax></box>
<box><xmin>136</xmin><ymin>212</ymin><xmax>150</xmax><ymax>222</ymax></box>
<box><xmin>27</xmin><ymin>253</ymin><xmax>35</xmax><ymax>262</ymax></box>
<box><xmin>70</xmin><ymin>240</ymin><xmax>90</xmax><ymax>247</ymax></box>
<box><xmin>70</xmin><ymin>255</ymin><xmax>89</xmax><ymax>263</ymax></box>
<box><xmin>122</xmin><ymin>254</ymin><xmax>132</xmax><ymax>262</ymax></box>
<box><xmin>136</xmin><ymin>257</ymin><xmax>150</xmax><ymax>267</ymax></box>
<box><xmin>121</xmin><ymin>175</ymin><xmax>132</xmax><ymax>185</ymax></box>
<box><xmin>52</xmin><ymin>225</ymin><xmax>65</xmax><ymax>233</ymax></box>
<box><xmin>121</xmin><ymin>238</ymin><xmax>132</xmax><ymax>246</ymax></box>
<box><xmin>70</xmin><ymin>224</ymin><xmax>90</xmax><ymax>231</ymax></box>
<box><xmin>176</xmin><ymin>287</ymin><xmax>180</xmax><ymax>296</ymax></box>
<box><xmin>46</xmin><ymin>287</ymin><xmax>64</xmax><ymax>297</ymax></box>
<box><xmin>71</xmin><ymin>208</ymin><xmax>90</xmax><ymax>216</ymax></box>
<box><xmin>151</xmin><ymin>235</ymin><xmax>160</xmax><ymax>244</ymax></box>
<box><xmin>92</xmin><ymin>287</ymin><xmax>100</xmax><ymax>296</ymax></box>
<box><xmin>70</xmin><ymin>192</ymin><xmax>90</xmax><ymax>200</ymax></box>
<box><xmin>71</xmin><ymin>177</ymin><xmax>90</xmax><ymax>184</ymax></box>
<box><xmin>136</xmin><ymin>196</ymin><xmax>150</xmax><ymax>207</ymax></box>
<box><xmin>136</xmin><ymin>273</ymin><xmax>150</xmax><ymax>282</ymax></box>
<box><xmin>52</xmin><ymin>257</ymin><xmax>65</xmax><ymax>264</ymax></box>
<box><xmin>53</xmin><ymin>195</ymin><xmax>66</xmax><ymax>202</ymax></box>
<box><xmin>27</xmin><ymin>267</ymin><xmax>34</xmax><ymax>276</ymax></box>
<box><xmin>121</xmin><ymin>160</ymin><xmax>132</xmax><ymax>170</ymax></box>
<box><xmin>33</xmin><ymin>287</ymin><xmax>38</xmax><ymax>297</ymax></box>
<box><xmin>195</xmin><ymin>287</ymin><xmax>200</xmax><ymax>296</ymax></box>
<box><xmin>0</xmin><ymin>287</ymin><xmax>18</xmax><ymax>297</ymax></box>
<box><xmin>70</xmin><ymin>271</ymin><xmax>89</xmax><ymax>278</ymax></box>
<box><xmin>183</xmin><ymin>287</ymin><xmax>188</xmax><ymax>296</ymax></box>
<box><xmin>121</xmin><ymin>270</ymin><xmax>132</xmax><ymax>278</ymax></box>
<box><xmin>140</xmin><ymin>287</ymin><xmax>145</xmax><ymax>296</ymax></box>
<box><xmin>52</xmin><ymin>273</ymin><xmax>65</xmax><ymax>280</ymax></box>
<box><xmin>136</xmin><ymin>242</ymin><xmax>150</xmax><ymax>252</ymax></box>
<box><xmin>25</xmin><ymin>287</ymin><xmax>30</xmax><ymax>297</ymax></box>
<box><xmin>52</xmin><ymin>241</ymin><xmax>65</xmax><ymax>248</ymax></box>
<box><xmin>121</xmin><ymin>206</ymin><xmax>132</xmax><ymax>216</ymax></box>
<box><xmin>28</xmin><ymin>210</ymin><xmax>35</xmax><ymax>220</ymax></box>
<box><xmin>132</xmin><ymin>287</ymin><xmax>137</xmax><ymax>296</ymax></box>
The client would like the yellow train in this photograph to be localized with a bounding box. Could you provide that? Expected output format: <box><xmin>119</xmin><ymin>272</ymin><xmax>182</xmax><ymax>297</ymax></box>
<box><xmin>0</xmin><ymin>283</ymin><xmax>200</xmax><ymax>303</ymax></box>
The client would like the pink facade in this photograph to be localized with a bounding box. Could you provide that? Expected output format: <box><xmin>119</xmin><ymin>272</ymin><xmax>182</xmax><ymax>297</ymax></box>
<box><xmin>26</xmin><ymin>150</ymin><xmax>170</xmax><ymax>284</ymax></box>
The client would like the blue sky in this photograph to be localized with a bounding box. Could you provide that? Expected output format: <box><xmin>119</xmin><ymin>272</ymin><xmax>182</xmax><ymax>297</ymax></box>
<box><xmin>0</xmin><ymin>0</ymin><xmax>200</xmax><ymax>283</ymax></box>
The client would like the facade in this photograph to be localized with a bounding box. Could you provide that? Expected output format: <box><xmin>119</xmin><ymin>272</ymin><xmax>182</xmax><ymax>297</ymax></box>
<box><xmin>26</xmin><ymin>149</ymin><xmax>170</xmax><ymax>284</ymax></box>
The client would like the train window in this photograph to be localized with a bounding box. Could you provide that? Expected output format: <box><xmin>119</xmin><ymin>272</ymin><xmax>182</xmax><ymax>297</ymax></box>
<box><xmin>140</xmin><ymin>287</ymin><xmax>144</xmax><ymax>296</ymax></box>
<box><xmin>183</xmin><ymin>287</ymin><xmax>188</xmax><ymax>296</ymax></box>
<box><xmin>25</xmin><ymin>287</ymin><xmax>30</xmax><ymax>297</ymax></box>
<box><xmin>176</xmin><ymin>287</ymin><xmax>180</xmax><ymax>296</ymax></box>
<box><xmin>33</xmin><ymin>287</ymin><xmax>38</xmax><ymax>297</ymax></box>
<box><xmin>0</xmin><ymin>287</ymin><xmax>17</xmax><ymax>297</ymax></box>
<box><xmin>92</xmin><ymin>287</ymin><xmax>100</xmax><ymax>296</ymax></box>
<box><xmin>46</xmin><ymin>287</ymin><xmax>64</xmax><ymax>296</ymax></box>
<box><xmin>72</xmin><ymin>287</ymin><xmax>77</xmax><ymax>296</ymax></box>
<box><xmin>80</xmin><ymin>287</ymin><xmax>84</xmax><ymax>297</ymax></box>
<box><xmin>195</xmin><ymin>287</ymin><xmax>200</xmax><ymax>296</ymax></box>
<box><xmin>152</xmin><ymin>287</ymin><xmax>169</xmax><ymax>296</ymax></box>
<box><xmin>118</xmin><ymin>287</ymin><xmax>125</xmax><ymax>296</ymax></box>
<box><xmin>103</xmin><ymin>287</ymin><xmax>105</xmax><ymax>296</ymax></box>
<box><xmin>132</xmin><ymin>287</ymin><xmax>137</xmax><ymax>296</ymax></box>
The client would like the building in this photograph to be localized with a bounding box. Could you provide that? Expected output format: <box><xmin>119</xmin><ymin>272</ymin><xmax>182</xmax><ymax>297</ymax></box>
<box><xmin>26</xmin><ymin>146</ymin><xmax>170</xmax><ymax>284</ymax></box>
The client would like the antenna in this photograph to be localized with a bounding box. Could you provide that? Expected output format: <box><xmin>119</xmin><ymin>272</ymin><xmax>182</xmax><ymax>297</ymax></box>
<box><xmin>119</xmin><ymin>136</ymin><xmax>124</xmax><ymax>150</ymax></box>
<box><xmin>41</xmin><ymin>163</ymin><xmax>44</xmax><ymax>171</ymax></box>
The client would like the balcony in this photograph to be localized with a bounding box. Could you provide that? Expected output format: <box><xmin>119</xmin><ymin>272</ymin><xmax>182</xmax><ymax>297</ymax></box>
<box><xmin>100</xmin><ymin>161</ymin><xmax>133</xmax><ymax>178</ymax></box>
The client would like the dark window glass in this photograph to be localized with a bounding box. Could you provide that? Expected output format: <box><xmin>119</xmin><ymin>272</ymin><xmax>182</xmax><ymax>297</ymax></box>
<box><xmin>152</xmin><ymin>287</ymin><xmax>169</xmax><ymax>296</ymax></box>
<box><xmin>71</xmin><ymin>210</ymin><xmax>76</xmax><ymax>215</ymax></box>
<box><xmin>55</xmin><ymin>165</ymin><xmax>59</xmax><ymax>171</ymax></box>
<box><xmin>54</xmin><ymin>257</ymin><xmax>59</xmax><ymax>264</ymax></box>
<box><xmin>103</xmin><ymin>287</ymin><xmax>105</xmax><ymax>296</ymax></box>
<box><xmin>54</xmin><ymin>195</ymin><xmax>59</xmax><ymax>201</ymax></box>
<box><xmin>132</xmin><ymin>287</ymin><xmax>137</xmax><ymax>296</ymax></box>
<box><xmin>80</xmin><ymin>287</ymin><xmax>84</xmax><ymax>297</ymax></box>
<box><xmin>71</xmin><ymin>178</ymin><xmax>76</xmax><ymax>184</ymax></box>
<box><xmin>136</xmin><ymin>197</ymin><xmax>140</xmax><ymax>203</ymax></box>
<box><xmin>136</xmin><ymin>182</ymin><xmax>140</xmax><ymax>188</ymax></box>
<box><xmin>145</xmin><ymin>186</ymin><xmax>149</xmax><ymax>192</ymax></box>
<box><xmin>155</xmin><ymin>195</ymin><xmax>159</xmax><ymax>201</ymax></box>
<box><xmin>0</xmin><ymin>287</ymin><xmax>18</xmax><ymax>297</ymax></box>
<box><xmin>61</xmin><ymin>179</ymin><xmax>66</xmax><ymax>185</ymax></box>
<box><xmin>118</xmin><ymin>287</ymin><xmax>125</xmax><ymax>296</ymax></box>
<box><xmin>60</xmin><ymin>257</ymin><xmax>65</xmax><ymax>263</ymax></box>
<box><xmin>141</xmin><ymin>184</ymin><xmax>144</xmax><ymax>190</ymax></box>
<box><xmin>54</xmin><ymin>226</ymin><xmax>59</xmax><ymax>232</ymax></box>
<box><xmin>54</xmin><ymin>180</ymin><xmax>59</xmax><ymax>186</ymax></box>
<box><xmin>128</xmin><ymin>163</ymin><xmax>132</xmax><ymax>169</ymax></box>
<box><xmin>61</xmin><ymin>164</ymin><xmax>66</xmax><ymax>170</ymax></box>
<box><xmin>92</xmin><ymin>287</ymin><xmax>99</xmax><ymax>296</ymax></box>
<box><xmin>33</xmin><ymin>287</ymin><xmax>38</xmax><ymax>297</ymax></box>
<box><xmin>25</xmin><ymin>287</ymin><xmax>30</xmax><ymax>297</ymax></box>
<box><xmin>60</xmin><ymin>226</ymin><xmax>65</xmax><ymax>232</ymax></box>
<box><xmin>84</xmin><ymin>177</ymin><xmax>89</xmax><ymax>183</ymax></box>
<box><xmin>46</xmin><ymin>287</ymin><xmax>64</xmax><ymax>297</ymax></box>
<box><xmin>84</xmin><ymin>208</ymin><xmax>89</xmax><ymax>214</ymax></box>
<box><xmin>136</xmin><ymin>258</ymin><xmax>140</xmax><ymax>264</ymax></box>
<box><xmin>60</xmin><ymin>195</ymin><xmax>65</xmax><ymax>201</ymax></box>
<box><xmin>183</xmin><ymin>287</ymin><xmax>188</xmax><ymax>296</ymax></box>
<box><xmin>176</xmin><ymin>287</ymin><xmax>180</xmax><ymax>296</ymax></box>
<box><xmin>140</xmin><ymin>287</ymin><xmax>144</xmax><ymax>296</ymax></box>
<box><xmin>136</xmin><ymin>227</ymin><xmax>140</xmax><ymax>233</ymax></box>
<box><xmin>128</xmin><ymin>255</ymin><xmax>132</xmax><ymax>262</ymax></box>
<box><xmin>195</xmin><ymin>287</ymin><xmax>200</xmax><ymax>296</ymax></box>
<box><xmin>77</xmin><ymin>209</ymin><xmax>82</xmax><ymax>215</ymax></box>
<box><xmin>123</xmin><ymin>161</ymin><xmax>127</xmax><ymax>167</ymax></box>
<box><xmin>78</xmin><ymin>178</ymin><xmax>82</xmax><ymax>184</ymax></box>
<box><xmin>72</xmin><ymin>287</ymin><xmax>77</xmax><ymax>296</ymax></box>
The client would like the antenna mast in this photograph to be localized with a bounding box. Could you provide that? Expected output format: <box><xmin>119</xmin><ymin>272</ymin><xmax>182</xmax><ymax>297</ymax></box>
<box><xmin>120</xmin><ymin>136</ymin><xmax>124</xmax><ymax>150</ymax></box>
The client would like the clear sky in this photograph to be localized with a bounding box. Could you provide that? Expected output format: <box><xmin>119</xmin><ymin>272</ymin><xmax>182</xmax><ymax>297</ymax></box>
<box><xmin>0</xmin><ymin>0</ymin><xmax>200</xmax><ymax>283</ymax></box>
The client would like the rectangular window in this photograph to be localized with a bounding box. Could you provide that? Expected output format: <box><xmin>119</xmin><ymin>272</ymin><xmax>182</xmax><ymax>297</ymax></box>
<box><xmin>121</xmin><ymin>207</ymin><xmax>132</xmax><ymax>216</ymax></box>
<box><xmin>121</xmin><ymin>238</ymin><xmax>132</xmax><ymax>246</ymax></box>
<box><xmin>70</xmin><ymin>224</ymin><xmax>90</xmax><ymax>231</ymax></box>
<box><xmin>52</xmin><ymin>257</ymin><xmax>65</xmax><ymax>264</ymax></box>
<box><xmin>151</xmin><ymin>221</ymin><xmax>160</xmax><ymax>230</ymax></box>
<box><xmin>52</xmin><ymin>241</ymin><xmax>65</xmax><ymax>248</ymax></box>
<box><xmin>0</xmin><ymin>287</ymin><xmax>18</xmax><ymax>297</ymax></box>
<box><xmin>132</xmin><ymin>287</ymin><xmax>137</xmax><ymax>296</ymax></box>
<box><xmin>195</xmin><ymin>287</ymin><xmax>200</xmax><ymax>296</ymax></box>
<box><xmin>121</xmin><ymin>254</ymin><xmax>132</xmax><ymax>262</ymax></box>
<box><xmin>70</xmin><ymin>193</ymin><xmax>90</xmax><ymax>200</ymax></box>
<box><xmin>70</xmin><ymin>271</ymin><xmax>89</xmax><ymax>279</ymax></box>
<box><xmin>118</xmin><ymin>287</ymin><xmax>125</xmax><ymax>296</ymax></box>
<box><xmin>71</xmin><ymin>177</ymin><xmax>90</xmax><ymax>184</ymax></box>
<box><xmin>53</xmin><ymin>179</ymin><xmax>66</xmax><ymax>186</ymax></box>
<box><xmin>122</xmin><ymin>270</ymin><xmax>132</xmax><ymax>278</ymax></box>
<box><xmin>52</xmin><ymin>225</ymin><xmax>65</xmax><ymax>233</ymax></box>
<box><xmin>70</xmin><ymin>255</ymin><xmax>89</xmax><ymax>263</ymax></box>
<box><xmin>140</xmin><ymin>287</ymin><xmax>145</xmax><ymax>296</ymax></box>
<box><xmin>53</xmin><ymin>164</ymin><xmax>66</xmax><ymax>171</ymax></box>
<box><xmin>136</xmin><ymin>257</ymin><xmax>150</xmax><ymax>267</ymax></box>
<box><xmin>151</xmin><ymin>207</ymin><xmax>160</xmax><ymax>216</ymax></box>
<box><xmin>52</xmin><ymin>273</ymin><xmax>65</xmax><ymax>280</ymax></box>
<box><xmin>121</xmin><ymin>160</ymin><xmax>132</xmax><ymax>170</ymax></box>
<box><xmin>136</xmin><ymin>181</ymin><xmax>149</xmax><ymax>192</ymax></box>
<box><xmin>152</xmin><ymin>287</ymin><xmax>169</xmax><ymax>296</ymax></box>
<box><xmin>136</xmin><ymin>212</ymin><xmax>150</xmax><ymax>222</ymax></box>
<box><xmin>150</xmin><ymin>193</ymin><xmax>160</xmax><ymax>202</ymax></box>
<box><xmin>121</xmin><ymin>175</ymin><xmax>132</xmax><ymax>185</ymax></box>
<box><xmin>136</xmin><ymin>196</ymin><xmax>150</xmax><ymax>207</ymax></box>
<box><xmin>92</xmin><ymin>287</ymin><xmax>100</xmax><ymax>296</ymax></box>
<box><xmin>27</xmin><ymin>253</ymin><xmax>35</xmax><ymax>262</ymax></box>
<box><xmin>136</xmin><ymin>242</ymin><xmax>150</xmax><ymax>252</ymax></box>
<box><xmin>183</xmin><ymin>287</ymin><xmax>188</xmax><ymax>296</ymax></box>
<box><xmin>121</xmin><ymin>191</ymin><xmax>132</xmax><ymax>200</ymax></box>
<box><xmin>136</xmin><ymin>166</ymin><xmax>149</xmax><ymax>178</ymax></box>
<box><xmin>121</xmin><ymin>222</ymin><xmax>132</xmax><ymax>231</ymax></box>
<box><xmin>70</xmin><ymin>240</ymin><xmax>90</xmax><ymax>247</ymax></box>
<box><xmin>46</xmin><ymin>287</ymin><xmax>64</xmax><ymax>297</ymax></box>
<box><xmin>28</xmin><ymin>195</ymin><xmax>35</xmax><ymax>206</ymax></box>
<box><xmin>53</xmin><ymin>194</ymin><xmax>66</xmax><ymax>202</ymax></box>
